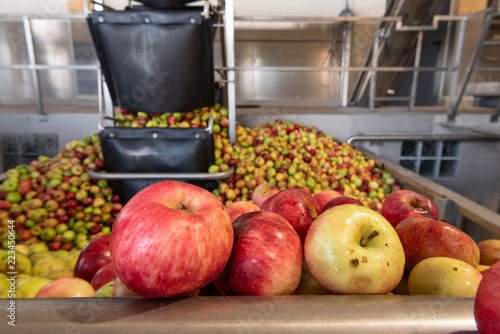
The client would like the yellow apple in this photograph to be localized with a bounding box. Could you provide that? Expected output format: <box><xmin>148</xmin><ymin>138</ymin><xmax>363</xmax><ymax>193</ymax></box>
<box><xmin>16</xmin><ymin>276</ymin><xmax>52</xmax><ymax>298</ymax></box>
<box><xmin>408</xmin><ymin>257</ymin><xmax>483</xmax><ymax>297</ymax></box>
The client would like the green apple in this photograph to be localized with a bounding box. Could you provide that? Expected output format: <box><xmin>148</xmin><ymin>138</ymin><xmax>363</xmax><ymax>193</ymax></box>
<box><xmin>28</xmin><ymin>242</ymin><xmax>49</xmax><ymax>255</ymax></box>
<box><xmin>45</xmin><ymin>269</ymin><xmax>74</xmax><ymax>280</ymax></box>
<box><xmin>16</xmin><ymin>276</ymin><xmax>52</xmax><ymax>298</ymax></box>
<box><xmin>15</xmin><ymin>274</ymin><xmax>32</xmax><ymax>284</ymax></box>
<box><xmin>0</xmin><ymin>252</ymin><xmax>32</xmax><ymax>275</ymax></box>
<box><xmin>94</xmin><ymin>280</ymin><xmax>114</xmax><ymax>297</ymax></box>
<box><xmin>14</xmin><ymin>244</ymin><xmax>29</xmax><ymax>255</ymax></box>
<box><xmin>0</xmin><ymin>250</ymin><xmax>7</xmax><ymax>262</ymax></box>
<box><xmin>0</xmin><ymin>273</ymin><xmax>9</xmax><ymax>290</ymax></box>
<box><xmin>32</xmin><ymin>258</ymin><xmax>68</xmax><ymax>277</ymax></box>
<box><xmin>408</xmin><ymin>257</ymin><xmax>483</xmax><ymax>297</ymax></box>
<box><xmin>62</xmin><ymin>253</ymin><xmax>80</xmax><ymax>270</ymax></box>
<box><xmin>304</xmin><ymin>204</ymin><xmax>405</xmax><ymax>295</ymax></box>
<box><xmin>52</xmin><ymin>250</ymin><xmax>69</xmax><ymax>260</ymax></box>
<box><xmin>29</xmin><ymin>251</ymin><xmax>54</xmax><ymax>266</ymax></box>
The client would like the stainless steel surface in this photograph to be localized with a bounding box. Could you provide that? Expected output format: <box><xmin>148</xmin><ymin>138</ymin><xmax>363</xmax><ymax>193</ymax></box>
<box><xmin>409</xmin><ymin>31</ymin><xmax>423</xmax><ymax>111</ymax></box>
<box><xmin>440</xmin><ymin>122</ymin><xmax>500</xmax><ymax>138</ymax></box>
<box><xmin>223</xmin><ymin>0</ymin><xmax>236</xmax><ymax>143</ymax></box>
<box><xmin>87</xmin><ymin>167</ymin><xmax>235</xmax><ymax>181</ymax></box>
<box><xmin>0</xmin><ymin>295</ymin><xmax>477</xmax><ymax>333</ymax></box>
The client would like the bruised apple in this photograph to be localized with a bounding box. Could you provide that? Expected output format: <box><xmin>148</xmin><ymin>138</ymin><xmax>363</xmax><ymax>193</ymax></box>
<box><xmin>381</xmin><ymin>190</ymin><xmax>439</xmax><ymax>228</ymax></box>
<box><xmin>395</xmin><ymin>216</ymin><xmax>480</xmax><ymax>273</ymax></box>
<box><xmin>111</xmin><ymin>181</ymin><xmax>233</xmax><ymax>298</ymax></box>
<box><xmin>305</xmin><ymin>204</ymin><xmax>405</xmax><ymax>295</ymax></box>
<box><xmin>261</xmin><ymin>188</ymin><xmax>320</xmax><ymax>242</ymax></box>
<box><xmin>214</xmin><ymin>211</ymin><xmax>303</xmax><ymax>295</ymax></box>
<box><xmin>226</xmin><ymin>201</ymin><xmax>260</xmax><ymax>223</ymax></box>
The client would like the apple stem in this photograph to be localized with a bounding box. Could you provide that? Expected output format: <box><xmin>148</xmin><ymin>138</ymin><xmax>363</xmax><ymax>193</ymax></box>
<box><xmin>360</xmin><ymin>231</ymin><xmax>379</xmax><ymax>247</ymax></box>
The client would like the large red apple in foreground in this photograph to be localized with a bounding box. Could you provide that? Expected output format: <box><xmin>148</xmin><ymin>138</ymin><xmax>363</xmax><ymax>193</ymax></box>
<box><xmin>313</xmin><ymin>190</ymin><xmax>342</xmax><ymax>213</ymax></box>
<box><xmin>111</xmin><ymin>180</ymin><xmax>233</xmax><ymax>298</ymax></box>
<box><xmin>305</xmin><ymin>204</ymin><xmax>405</xmax><ymax>295</ymax></box>
<box><xmin>35</xmin><ymin>277</ymin><xmax>95</xmax><ymax>298</ymax></box>
<box><xmin>474</xmin><ymin>261</ymin><xmax>500</xmax><ymax>334</ymax></box>
<box><xmin>261</xmin><ymin>188</ymin><xmax>320</xmax><ymax>242</ymax></box>
<box><xmin>73</xmin><ymin>234</ymin><xmax>111</xmax><ymax>282</ymax></box>
<box><xmin>226</xmin><ymin>201</ymin><xmax>260</xmax><ymax>223</ymax></box>
<box><xmin>214</xmin><ymin>211</ymin><xmax>303</xmax><ymax>295</ymax></box>
<box><xmin>395</xmin><ymin>216</ymin><xmax>480</xmax><ymax>273</ymax></box>
<box><xmin>380</xmin><ymin>190</ymin><xmax>439</xmax><ymax>228</ymax></box>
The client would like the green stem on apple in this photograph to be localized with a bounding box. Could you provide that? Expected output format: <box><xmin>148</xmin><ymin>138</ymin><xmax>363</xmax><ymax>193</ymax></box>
<box><xmin>360</xmin><ymin>231</ymin><xmax>379</xmax><ymax>247</ymax></box>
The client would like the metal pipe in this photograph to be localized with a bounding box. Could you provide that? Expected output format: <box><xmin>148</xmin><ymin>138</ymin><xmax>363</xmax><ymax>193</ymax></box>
<box><xmin>0</xmin><ymin>295</ymin><xmax>477</xmax><ymax>334</ymax></box>
<box><xmin>23</xmin><ymin>16</ymin><xmax>45</xmax><ymax>118</ymax></box>
<box><xmin>0</xmin><ymin>64</ymin><xmax>99</xmax><ymax>70</ymax></box>
<box><xmin>214</xmin><ymin>66</ymin><xmax>455</xmax><ymax>72</ymax></box>
<box><xmin>448</xmin><ymin>0</ymin><xmax>499</xmax><ymax>122</ymax></box>
<box><xmin>492</xmin><ymin>96</ymin><xmax>500</xmax><ymax>122</ymax></box>
<box><xmin>438</xmin><ymin>20</ymin><xmax>452</xmax><ymax>99</ymax></box>
<box><xmin>409</xmin><ymin>31</ymin><xmax>423</xmax><ymax>111</ymax></box>
<box><xmin>87</xmin><ymin>167</ymin><xmax>234</xmax><ymax>181</ymax></box>
<box><xmin>346</xmin><ymin>133</ymin><xmax>497</xmax><ymax>144</ymax></box>
<box><xmin>447</xmin><ymin>19</ymin><xmax>467</xmax><ymax>122</ymax></box>
<box><xmin>224</xmin><ymin>0</ymin><xmax>237</xmax><ymax>144</ymax></box>
<box><xmin>369</xmin><ymin>31</ymin><xmax>380</xmax><ymax>112</ymax></box>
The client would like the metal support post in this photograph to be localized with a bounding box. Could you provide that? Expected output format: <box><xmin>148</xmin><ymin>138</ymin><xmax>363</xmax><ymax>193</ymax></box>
<box><xmin>23</xmin><ymin>16</ymin><xmax>45</xmax><ymax>120</ymax></box>
<box><xmin>448</xmin><ymin>0</ymin><xmax>500</xmax><ymax>122</ymax></box>
<box><xmin>447</xmin><ymin>19</ymin><xmax>467</xmax><ymax>121</ymax></box>
<box><xmin>409</xmin><ymin>31</ymin><xmax>423</xmax><ymax>111</ymax></box>
<box><xmin>223</xmin><ymin>0</ymin><xmax>236</xmax><ymax>143</ymax></box>
<box><xmin>369</xmin><ymin>31</ymin><xmax>380</xmax><ymax>112</ymax></box>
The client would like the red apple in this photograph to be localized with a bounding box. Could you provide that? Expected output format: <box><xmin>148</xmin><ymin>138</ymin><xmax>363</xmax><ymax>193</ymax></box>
<box><xmin>252</xmin><ymin>183</ymin><xmax>279</xmax><ymax>208</ymax></box>
<box><xmin>474</xmin><ymin>261</ymin><xmax>500</xmax><ymax>334</ymax></box>
<box><xmin>90</xmin><ymin>262</ymin><xmax>117</xmax><ymax>291</ymax></box>
<box><xmin>261</xmin><ymin>188</ymin><xmax>320</xmax><ymax>242</ymax></box>
<box><xmin>35</xmin><ymin>277</ymin><xmax>95</xmax><ymax>298</ymax></box>
<box><xmin>380</xmin><ymin>190</ymin><xmax>439</xmax><ymax>228</ymax></box>
<box><xmin>478</xmin><ymin>239</ymin><xmax>500</xmax><ymax>266</ymax></box>
<box><xmin>395</xmin><ymin>216</ymin><xmax>480</xmax><ymax>273</ymax></box>
<box><xmin>214</xmin><ymin>211</ymin><xmax>303</xmax><ymax>295</ymax></box>
<box><xmin>322</xmin><ymin>196</ymin><xmax>363</xmax><ymax>212</ymax></box>
<box><xmin>305</xmin><ymin>204</ymin><xmax>405</xmax><ymax>295</ymax></box>
<box><xmin>111</xmin><ymin>180</ymin><xmax>233</xmax><ymax>298</ymax></box>
<box><xmin>226</xmin><ymin>201</ymin><xmax>260</xmax><ymax>223</ymax></box>
<box><xmin>314</xmin><ymin>189</ymin><xmax>343</xmax><ymax>212</ymax></box>
<box><xmin>73</xmin><ymin>234</ymin><xmax>111</xmax><ymax>282</ymax></box>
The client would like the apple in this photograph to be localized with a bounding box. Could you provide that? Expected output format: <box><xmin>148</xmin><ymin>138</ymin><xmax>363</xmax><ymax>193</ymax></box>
<box><xmin>214</xmin><ymin>211</ymin><xmax>303</xmax><ymax>295</ymax></box>
<box><xmin>380</xmin><ymin>190</ymin><xmax>439</xmax><ymax>228</ymax></box>
<box><xmin>261</xmin><ymin>188</ymin><xmax>321</xmax><ymax>242</ymax></box>
<box><xmin>32</xmin><ymin>258</ymin><xmax>68</xmax><ymax>277</ymax></box>
<box><xmin>408</xmin><ymin>257</ymin><xmax>482</xmax><ymax>297</ymax></box>
<box><xmin>111</xmin><ymin>180</ymin><xmax>233</xmax><ymax>298</ymax></box>
<box><xmin>477</xmin><ymin>265</ymin><xmax>491</xmax><ymax>274</ymax></box>
<box><xmin>90</xmin><ymin>262</ymin><xmax>117</xmax><ymax>291</ymax></box>
<box><xmin>314</xmin><ymin>189</ymin><xmax>343</xmax><ymax>212</ymax></box>
<box><xmin>1</xmin><ymin>252</ymin><xmax>32</xmax><ymax>275</ymax></box>
<box><xmin>293</xmin><ymin>262</ymin><xmax>331</xmax><ymax>295</ymax></box>
<box><xmin>252</xmin><ymin>183</ymin><xmax>279</xmax><ymax>208</ymax></box>
<box><xmin>110</xmin><ymin>277</ymin><xmax>141</xmax><ymax>298</ymax></box>
<box><xmin>15</xmin><ymin>277</ymin><xmax>52</xmax><ymax>298</ymax></box>
<box><xmin>73</xmin><ymin>234</ymin><xmax>111</xmax><ymax>282</ymax></box>
<box><xmin>304</xmin><ymin>204</ymin><xmax>405</xmax><ymax>295</ymax></box>
<box><xmin>94</xmin><ymin>280</ymin><xmax>114</xmax><ymax>297</ymax></box>
<box><xmin>395</xmin><ymin>216</ymin><xmax>480</xmax><ymax>273</ymax></box>
<box><xmin>226</xmin><ymin>201</ymin><xmax>260</xmax><ymax>223</ymax></box>
<box><xmin>322</xmin><ymin>196</ymin><xmax>363</xmax><ymax>212</ymax></box>
<box><xmin>474</xmin><ymin>261</ymin><xmax>500</xmax><ymax>334</ymax></box>
<box><xmin>35</xmin><ymin>277</ymin><xmax>95</xmax><ymax>298</ymax></box>
<box><xmin>477</xmin><ymin>239</ymin><xmax>500</xmax><ymax>266</ymax></box>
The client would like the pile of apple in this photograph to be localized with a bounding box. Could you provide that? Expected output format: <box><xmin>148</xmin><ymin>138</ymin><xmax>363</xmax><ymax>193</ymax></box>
<box><xmin>0</xmin><ymin>134</ymin><xmax>123</xmax><ymax>252</ymax></box>
<box><xmin>209</xmin><ymin>120</ymin><xmax>400</xmax><ymax>209</ymax></box>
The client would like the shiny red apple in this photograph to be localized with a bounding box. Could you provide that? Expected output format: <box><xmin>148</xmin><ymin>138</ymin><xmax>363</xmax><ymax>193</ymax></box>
<box><xmin>474</xmin><ymin>261</ymin><xmax>500</xmax><ymax>334</ymax></box>
<box><xmin>73</xmin><ymin>234</ymin><xmax>111</xmax><ymax>282</ymax></box>
<box><xmin>252</xmin><ymin>183</ymin><xmax>279</xmax><ymax>208</ymax></box>
<box><xmin>395</xmin><ymin>216</ymin><xmax>480</xmax><ymax>273</ymax></box>
<box><xmin>381</xmin><ymin>190</ymin><xmax>439</xmax><ymax>228</ymax></box>
<box><xmin>322</xmin><ymin>196</ymin><xmax>363</xmax><ymax>212</ymax></box>
<box><xmin>90</xmin><ymin>262</ymin><xmax>117</xmax><ymax>291</ymax></box>
<box><xmin>226</xmin><ymin>201</ymin><xmax>260</xmax><ymax>223</ymax></box>
<box><xmin>111</xmin><ymin>180</ymin><xmax>233</xmax><ymax>298</ymax></box>
<box><xmin>261</xmin><ymin>188</ymin><xmax>320</xmax><ymax>242</ymax></box>
<box><xmin>314</xmin><ymin>189</ymin><xmax>343</xmax><ymax>212</ymax></box>
<box><xmin>214</xmin><ymin>211</ymin><xmax>303</xmax><ymax>295</ymax></box>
